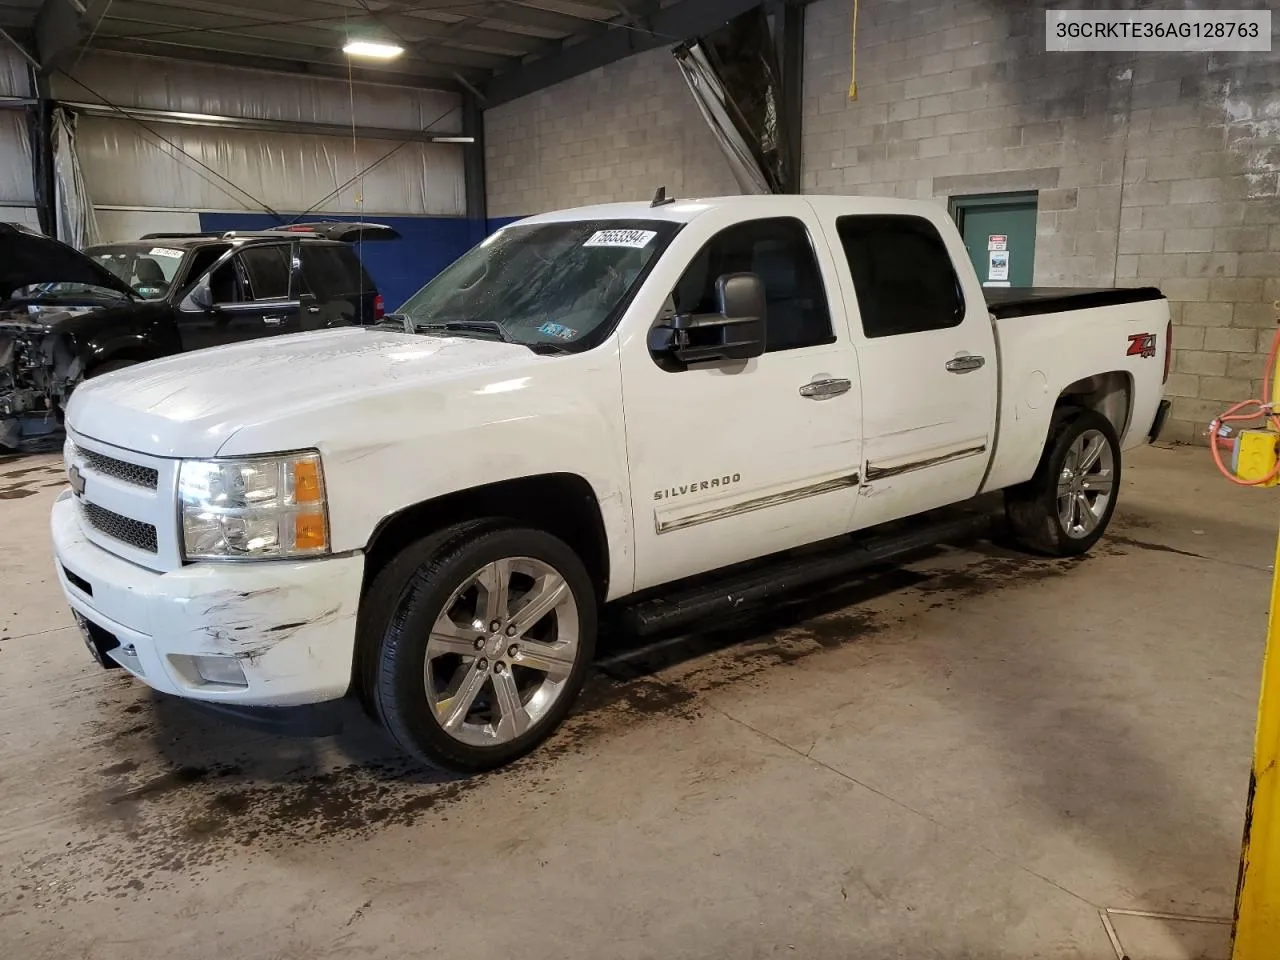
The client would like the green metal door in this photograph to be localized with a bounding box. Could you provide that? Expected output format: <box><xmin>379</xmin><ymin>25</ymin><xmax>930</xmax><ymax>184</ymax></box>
<box><xmin>949</xmin><ymin>193</ymin><xmax>1038</xmax><ymax>288</ymax></box>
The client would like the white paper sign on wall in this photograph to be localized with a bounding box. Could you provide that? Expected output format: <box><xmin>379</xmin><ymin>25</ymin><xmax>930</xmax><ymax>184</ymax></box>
<box><xmin>988</xmin><ymin>250</ymin><xmax>1010</xmax><ymax>282</ymax></box>
<box><xmin>987</xmin><ymin>234</ymin><xmax>1007</xmax><ymax>251</ymax></box>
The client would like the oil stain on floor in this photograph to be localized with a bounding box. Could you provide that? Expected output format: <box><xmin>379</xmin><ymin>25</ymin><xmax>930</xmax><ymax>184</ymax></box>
<box><xmin>0</xmin><ymin>461</ymin><xmax>66</xmax><ymax>499</ymax></box>
<box><xmin>1</xmin><ymin>533</ymin><xmax>1105</xmax><ymax>910</ymax></box>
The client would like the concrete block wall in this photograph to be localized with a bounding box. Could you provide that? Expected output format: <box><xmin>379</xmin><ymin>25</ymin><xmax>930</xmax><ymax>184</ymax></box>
<box><xmin>484</xmin><ymin>46</ymin><xmax>738</xmax><ymax>219</ymax></box>
<box><xmin>804</xmin><ymin>0</ymin><xmax>1280</xmax><ymax>444</ymax></box>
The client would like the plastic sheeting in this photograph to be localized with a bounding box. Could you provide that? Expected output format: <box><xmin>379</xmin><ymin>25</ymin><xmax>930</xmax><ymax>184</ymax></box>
<box><xmin>2</xmin><ymin>206</ymin><xmax>40</xmax><ymax>230</ymax></box>
<box><xmin>77</xmin><ymin>117</ymin><xmax>465</xmax><ymax>217</ymax></box>
<box><xmin>53</xmin><ymin>53</ymin><xmax>461</xmax><ymax>133</ymax></box>
<box><xmin>674</xmin><ymin>8</ymin><xmax>790</xmax><ymax>195</ymax></box>
<box><xmin>674</xmin><ymin>43</ymin><xmax>770</xmax><ymax>196</ymax></box>
<box><xmin>0</xmin><ymin>110</ymin><xmax>34</xmax><ymax>204</ymax></box>
<box><xmin>76</xmin><ymin>115</ymin><xmax>465</xmax><ymax>217</ymax></box>
<box><xmin>96</xmin><ymin>209</ymin><xmax>200</xmax><ymax>243</ymax></box>
<box><xmin>0</xmin><ymin>47</ymin><xmax>30</xmax><ymax>99</ymax></box>
<box><xmin>53</xmin><ymin>108</ymin><xmax>100</xmax><ymax>248</ymax></box>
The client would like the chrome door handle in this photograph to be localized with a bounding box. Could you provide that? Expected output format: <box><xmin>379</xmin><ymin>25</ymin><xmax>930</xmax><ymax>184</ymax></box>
<box><xmin>799</xmin><ymin>377</ymin><xmax>852</xmax><ymax>400</ymax></box>
<box><xmin>945</xmin><ymin>355</ymin><xmax>985</xmax><ymax>373</ymax></box>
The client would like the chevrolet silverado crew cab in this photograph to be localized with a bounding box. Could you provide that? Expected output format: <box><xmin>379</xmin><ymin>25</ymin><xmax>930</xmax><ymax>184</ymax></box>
<box><xmin>0</xmin><ymin>221</ymin><xmax>395</xmax><ymax>450</ymax></box>
<box><xmin>51</xmin><ymin>195</ymin><xmax>1171</xmax><ymax>771</ymax></box>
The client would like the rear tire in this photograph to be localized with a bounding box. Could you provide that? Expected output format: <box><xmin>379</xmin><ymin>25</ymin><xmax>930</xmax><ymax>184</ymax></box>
<box><xmin>361</xmin><ymin>522</ymin><xmax>597</xmax><ymax>772</ymax></box>
<box><xmin>1005</xmin><ymin>408</ymin><xmax>1121</xmax><ymax>557</ymax></box>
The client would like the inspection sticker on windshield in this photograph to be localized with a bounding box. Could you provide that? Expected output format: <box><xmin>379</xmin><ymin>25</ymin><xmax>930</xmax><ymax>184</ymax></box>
<box><xmin>583</xmin><ymin>229</ymin><xmax>657</xmax><ymax>249</ymax></box>
<box><xmin>148</xmin><ymin>247</ymin><xmax>184</xmax><ymax>259</ymax></box>
<box><xmin>538</xmin><ymin>322</ymin><xmax>578</xmax><ymax>341</ymax></box>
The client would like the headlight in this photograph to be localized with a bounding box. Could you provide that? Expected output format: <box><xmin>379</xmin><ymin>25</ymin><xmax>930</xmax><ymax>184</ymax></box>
<box><xmin>178</xmin><ymin>451</ymin><xmax>329</xmax><ymax>561</ymax></box>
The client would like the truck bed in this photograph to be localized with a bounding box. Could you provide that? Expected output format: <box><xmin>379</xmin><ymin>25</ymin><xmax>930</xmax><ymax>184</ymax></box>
<box><xmin>984</xmin><ymin>286</ymin><xmax>1164</xmax><ymax>320</ymax></box>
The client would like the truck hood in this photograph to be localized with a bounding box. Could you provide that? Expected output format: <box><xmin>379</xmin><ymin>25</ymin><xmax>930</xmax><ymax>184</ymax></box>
<box><xmin>66</xmin><ymin>327</ymin><xmax>541</xmax><ymax>458</ymax></box>
<box><xmin>0</xmin><ymin>223</ymin><xmax>139</xmax><ymax>300</ymax></box>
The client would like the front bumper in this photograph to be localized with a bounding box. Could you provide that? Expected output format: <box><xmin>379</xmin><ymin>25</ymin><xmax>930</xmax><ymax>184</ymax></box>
<box><xmin>51</xmin><ymin>491</ymin><xmax>364</xmax><ymax>707</ymax></box>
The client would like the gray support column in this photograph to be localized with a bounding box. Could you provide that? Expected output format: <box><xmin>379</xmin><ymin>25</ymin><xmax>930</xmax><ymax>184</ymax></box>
<box><xmin>27</xmin><ymin>66</ymin><xmax>55</xmax><ymax>238</ymax></box>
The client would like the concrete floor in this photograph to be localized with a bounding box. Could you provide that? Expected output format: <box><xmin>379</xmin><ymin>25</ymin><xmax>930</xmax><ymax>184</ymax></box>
<box><xmin>0</xmin><ymin>445</ymin><xmax>1268</xmax><ymax>960</ymax></box>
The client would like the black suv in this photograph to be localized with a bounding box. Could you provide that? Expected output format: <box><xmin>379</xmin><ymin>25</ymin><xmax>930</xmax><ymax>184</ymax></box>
<box><xmin>0</xmin><ymin>221</ymin><xmax>396</xmax><ymax>448</ymax></box>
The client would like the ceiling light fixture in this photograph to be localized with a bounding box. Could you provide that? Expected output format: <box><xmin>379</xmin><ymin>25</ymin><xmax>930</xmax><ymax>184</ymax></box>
<box><xmin>343</xmin><ymin>40</ymin><xmax>405</xmax><ymax>60</ymax></box>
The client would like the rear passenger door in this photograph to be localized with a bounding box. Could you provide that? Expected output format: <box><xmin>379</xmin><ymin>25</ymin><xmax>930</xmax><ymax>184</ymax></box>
<box><xmin>622</xmin><ymin>210</ymin><xmax>864</xmax><ymax>591</ymax></box>
<box><xmin>234</xmin><ymin>243</ymin><xmax>304</xmax><ymax>339</ymax></box>
<box><xmin>819</xmin><ymin>208</ymin><xmax>998</xmax><ymax>529</ymax></box>
<box><xmin>300</xmin><ymin>243</ymin><xmax>374</xmax><ymax>328</ymax></box>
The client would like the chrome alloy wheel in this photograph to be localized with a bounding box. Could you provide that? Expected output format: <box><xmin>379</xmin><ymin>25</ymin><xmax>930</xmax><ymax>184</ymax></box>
<box><xmin>424</xmin><ymin>557</ymin><xmax>580</xmax><ymax>747</ymax></box>
<box><xmin>1056</xmin><ymin>428</ymin><xmax>1115</xmax><ymax>539</ymax></box>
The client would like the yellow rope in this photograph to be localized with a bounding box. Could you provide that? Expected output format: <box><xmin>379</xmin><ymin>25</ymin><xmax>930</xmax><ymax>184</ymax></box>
<box><xmin>848</xmin><ymin>0</ymin><xmax>859</xmax><ymax>100</ymax></box>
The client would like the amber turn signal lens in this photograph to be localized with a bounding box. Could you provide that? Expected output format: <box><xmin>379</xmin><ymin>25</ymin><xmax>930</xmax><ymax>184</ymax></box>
<box><xmin>294</xmin><ymin>512</ymin><xmax>327</xmax><ymax>551</ymax></box>
<box><xmin>293</xmin><ymin>459</ymin><xmax>323</xmax><ymax>503</ymax></box>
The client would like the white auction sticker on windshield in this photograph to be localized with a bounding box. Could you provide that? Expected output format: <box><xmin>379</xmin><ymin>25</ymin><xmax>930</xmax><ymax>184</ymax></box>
<box><xmin>583</xmin><ymin>229</ymin><xmax>657</xmax><ymax>249</ymax></box>
<box><xmin>148</xmin><ymin>247</ymin><xmax>185</xmax><ymax>259</ymax></box>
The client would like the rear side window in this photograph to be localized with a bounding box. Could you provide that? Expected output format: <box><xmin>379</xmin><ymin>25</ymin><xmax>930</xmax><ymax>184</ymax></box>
<box><xmin>239</xmin><ymin>245</ymin><xmax>292</xmax><ymax>300</ymax></box>
<box><xmin>836</xmin><ymin>215</ymin><xmax>964</xmax><ymax>338</ymax></box>
<box><xmin>672</xmin><ymin>217</ymin><xmax>834</xmax><ymax>353</ymax></box>
<box><xmin>302</xmin><ymin>245</ymin><xmax>368</xmax><ymax>299</ymax></box>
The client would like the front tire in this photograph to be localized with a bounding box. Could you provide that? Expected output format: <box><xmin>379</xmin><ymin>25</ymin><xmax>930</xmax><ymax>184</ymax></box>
<box><xmin>1005</xmin><ymin>408</ymin><xmax>1121</xmax><ymax>557</ymax></box>
<box><xmin>364</xmin><ymin>523</ymin><xmax>597</xmax><ymax>772</ymax></box>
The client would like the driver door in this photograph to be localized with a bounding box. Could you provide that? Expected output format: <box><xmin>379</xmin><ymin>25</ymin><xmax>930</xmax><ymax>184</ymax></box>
<box><xmin>621</xmin><ymin>208</ymin><xmax>864</xmax><ymax>592</ymax></box>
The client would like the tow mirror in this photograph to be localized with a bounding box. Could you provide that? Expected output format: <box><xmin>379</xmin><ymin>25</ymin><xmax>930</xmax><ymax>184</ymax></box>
<box><xmin>651</xmin><ymin>272</ymin><xmax>767</xmax><ymax>365</ymax></box>
<box><xmin>180</xmin><ymin>276</ymin><xmax>213</xmax><ymax>313</ymax></box>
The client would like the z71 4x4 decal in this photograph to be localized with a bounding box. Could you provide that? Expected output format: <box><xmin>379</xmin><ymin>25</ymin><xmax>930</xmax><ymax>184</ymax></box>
<box><xmin>1127</xmin><ymin>332</ymin><xmax>1157</xmax><ymax>358</ymax></box>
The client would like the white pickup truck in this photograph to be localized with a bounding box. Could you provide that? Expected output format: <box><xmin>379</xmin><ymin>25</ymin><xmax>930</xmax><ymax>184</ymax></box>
<box><xmin>52</xmin><ymin>195</ymin><xmax>1171</xmax><ymax>770</ymax></box>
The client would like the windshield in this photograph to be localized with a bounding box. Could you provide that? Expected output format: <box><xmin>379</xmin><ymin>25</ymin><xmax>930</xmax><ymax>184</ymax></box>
<box><xmin>396</xmin><ymin>220</ymin><xmax>679</xmax><ymax>350</ymax></box>
<box><xmin>18</xmin><ymin>244</ymin><xmax>185</xmax><ymax>301</ymax></box>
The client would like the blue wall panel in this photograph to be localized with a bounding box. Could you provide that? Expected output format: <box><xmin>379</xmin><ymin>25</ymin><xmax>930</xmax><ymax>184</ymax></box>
<box><xmin>198</xmin><ymin>212</ymin><xmax>478</xmax><ymax>310</ymax></box>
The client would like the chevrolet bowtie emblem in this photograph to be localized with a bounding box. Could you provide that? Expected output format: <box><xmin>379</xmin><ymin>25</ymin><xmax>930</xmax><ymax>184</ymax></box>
<box><xmin>68</xmin><ymin>464</ymin><xmax>86</xmax><ymax>497</ymax></box>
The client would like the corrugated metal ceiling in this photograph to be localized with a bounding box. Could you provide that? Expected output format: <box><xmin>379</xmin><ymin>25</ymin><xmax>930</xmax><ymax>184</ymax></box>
<box><xmin>0</xmin><ymin>0</ymin><xmax>666</xmax><ymax>91</ymax></box>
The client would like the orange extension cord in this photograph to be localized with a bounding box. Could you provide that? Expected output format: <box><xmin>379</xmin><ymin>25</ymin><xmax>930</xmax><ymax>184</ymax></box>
<box><xmin>1209</xmin><ymin>324</ymin><xmax>1280</xmax><ymax>486</ymax></box>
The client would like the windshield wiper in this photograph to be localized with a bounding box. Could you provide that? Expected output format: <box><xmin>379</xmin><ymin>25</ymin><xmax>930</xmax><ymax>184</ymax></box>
<box><xmin>378</xmin><ymin>312</ymin><xmax>414</xmax><ymax>333</ymax></box>
<box><xmin>382</xmin><ymin>315</ymin><xmax>566</xmax><ymax>353</ymax></box>
<box><xmin>414</xmin><ymin>319</ymin><xmax>515</xmax><ymax>344</ymax></box>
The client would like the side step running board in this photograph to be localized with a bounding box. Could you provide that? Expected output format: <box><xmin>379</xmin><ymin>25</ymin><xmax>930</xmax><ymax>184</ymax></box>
<box><xmin>621</xmin><ymin>510</ymin><xmax>994</xmax><ymax>637</ymax></box>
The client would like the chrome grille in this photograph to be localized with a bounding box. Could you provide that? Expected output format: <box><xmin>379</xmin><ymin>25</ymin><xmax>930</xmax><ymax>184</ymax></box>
<box><xmin>76</xmin><ymin>446</ymin><xmax>158</xmax><ymax>489</ymax></box>
<box><xmin>81</xmin><ymin>502</ymin><xmax>158</xmax><ymax>554</ymax></box>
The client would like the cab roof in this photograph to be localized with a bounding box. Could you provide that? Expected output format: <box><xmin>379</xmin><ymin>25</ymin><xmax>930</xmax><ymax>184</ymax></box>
<box><xmin>512</xmin><ymin>194</ymin><xmax>945</xmax><ymax>227</ymax></box>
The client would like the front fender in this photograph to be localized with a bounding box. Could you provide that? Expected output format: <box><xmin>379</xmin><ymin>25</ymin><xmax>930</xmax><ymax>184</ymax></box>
<box><xmin>218</xmin><ymin>344</ymin><xmax>637</xmax><ymax>596</ymax></box>
<box><xmin>66</xmin><ymin>304</ymin><xmax>181</xmax><ymax>371</ymax></box>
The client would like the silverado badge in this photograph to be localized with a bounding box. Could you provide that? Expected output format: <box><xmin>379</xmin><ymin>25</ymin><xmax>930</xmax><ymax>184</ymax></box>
<box><xmin>654</xmin><ymin>473</ymin><xmax>741</xmax><ymax>501</ymax></box>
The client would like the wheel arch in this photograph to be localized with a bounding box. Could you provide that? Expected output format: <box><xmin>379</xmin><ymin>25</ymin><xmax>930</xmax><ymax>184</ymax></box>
<box><xmin>85</xmin><ymin>340</ymin><xmax>167</xmax><ymax>375</ymax></box>
<box><xmin>361</xmin><ymin>472</ymin><xmax>611</xmax><ymax>603</ymax></box>
<box><xmin>1055</xmin><ymin>370</ymin><xmax>1133</xmax><ymax>438</ymax></box>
